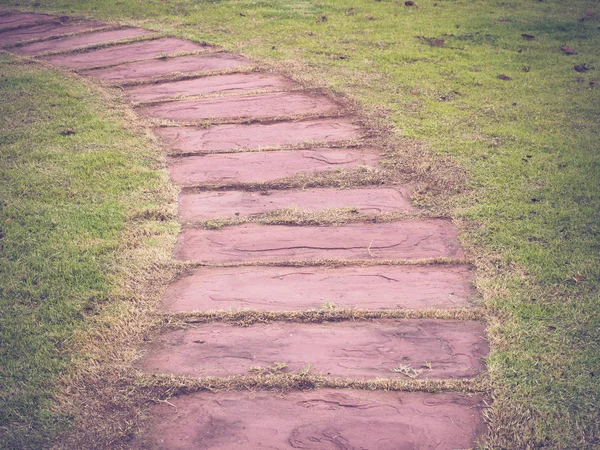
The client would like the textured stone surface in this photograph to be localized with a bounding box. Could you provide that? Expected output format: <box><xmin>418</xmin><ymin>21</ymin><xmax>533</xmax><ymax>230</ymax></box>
<box><xmin>161</xmin><ymin>265</ymin><xmax>474</xmax><ymax>311</ymax></box>
<box><xmin>178</xmin><ymin>187</ymin><xmax>413</xmax><ymax>221</ymax></box>
<box><xmin>79</xmin><ymin>53</ymin><xmax>252</xmax><ymax>82</ymax></box>
<box><xmin>138</xmin><ymin>91</ymin><xmax>339</xmax><ymax>121</ymax></box>
<box><xmin>41</xmin><ymin>37</ymin><xmax>208</xmax><ymax>69</ymax></box>
<box><xmin>135</xmin><ymin>390</ymin><xmax>486</xmax><ymax>450</ymax></box>
<box><xmin>0</xmin><ymin>19</ymin><xmax>104</xmax><ymax>46</ymax></box>
<box><xmin>137</xmin><ymin>320</ymin><xmax>488</xmax><ymax>379</ymax></box>
<box><xmin>156</xmin><ymin>118</ymin><xmax>362</xmax><ymax>153</ymax></box>
<box><xmin>11</xmin><ymin>27</ymin><xmax>152</xmax><ymax>55</ymax></box>
<box><xmin>168</xmin><ymin>148</ymin><xmax>379</xmax><ymax>186</ymax></box>
<box><xmin>174</xmin><ymin>221</ymin><xmax>464</xmax><ymax>262</ymax></box>
<box><xmin>0</xmin><ymin>12</ymin><xmax>55</xmax><ymax>30</ymax></box>
<box><xmin>124</xmin><ymin>73</ymin><xmax>295</xmax><ymax>102</ymax></box>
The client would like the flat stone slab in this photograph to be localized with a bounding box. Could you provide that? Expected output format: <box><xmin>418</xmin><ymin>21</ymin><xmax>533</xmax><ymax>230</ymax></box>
<box><xmin>79</xmin><ymin>53</ymin><xmax>252</xmax><ymax>82</ymax></box>
<box><xmin>41</xmin><ymin>37</ymin><xmax>209</xmax><ymax>69</ymax></box>
<box><xmin>156</xmin><ymin>118</ymin><xmax>362</xmax><ymax>153</ymax></box>
<box><xmin>179</xmin><ymin>187</ymin><xmax>413</xmax><ymax>221</ymax></box>
<box><xmin>11</xmin><ymin>27</ymin><xmax>152</xmax><ymax>55</ymax></box>
<box><xmin>135</xmin><ymin>390</ymin><xmax>485</xmax><ymax>450</ymax></box>
<box><xmin>0</xmin><ymin>12</ymin><xmax>55</xmax><ymax>30</ymax></box>
<box><xmin>174</xmin><ymin>221</ymin><xmax>464</xmax><ymax>262</ymax></box>
<box><xmin>0</xmin><ymin>19</ymin><xmax>104</xmax><ymax>47</ymax></box>
<box><xmin>123</xmin><ymin>73</ymin><xmax>295</xmax><ymax>102</ymax></box>
<box><xmin>161</xmin><ymin>265</ymin><xmax>474</xmax><ymax>311</ymax></box>
<box><xmin>138</xmin><ymin>91</ymin><xmax>339</xmax><ymax>121</ymax></box>
<box><xmin>137</xmin><ymin>319</ymin><xmax>487</xmax><ymax>379</ymax></box>
<box><xmin>168</xmin><ymin>148</ymin><xmax>379</xmax><ymax>186</ymax></box>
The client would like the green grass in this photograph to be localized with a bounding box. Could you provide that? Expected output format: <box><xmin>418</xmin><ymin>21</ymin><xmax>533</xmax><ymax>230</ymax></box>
<box><xmin>1</xmin><ymin>0</ymin><xmax>599</xmax><ymax>448</ymax></box>
<box><xmin>0</xmin><ymin>57</ymin><xmax>177</xmax><ymax>448</ymax></box>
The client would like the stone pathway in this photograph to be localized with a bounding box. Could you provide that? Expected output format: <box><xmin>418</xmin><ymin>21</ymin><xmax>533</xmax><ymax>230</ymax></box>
<box><xmin>2</xmin><ymin>11</ymin><xmax>489</xmax><ymax>449</ymax></box>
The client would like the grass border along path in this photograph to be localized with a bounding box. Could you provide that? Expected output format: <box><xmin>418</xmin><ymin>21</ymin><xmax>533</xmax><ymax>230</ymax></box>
<box><xmin>1</xmin><ymin>0</ymin><xmax>599</xmax><ymax>448</ymax></box>
<box><xmin>0</xmin><ymin>52</ymin><xmax>179</xmax><ymax>448</ymax></box>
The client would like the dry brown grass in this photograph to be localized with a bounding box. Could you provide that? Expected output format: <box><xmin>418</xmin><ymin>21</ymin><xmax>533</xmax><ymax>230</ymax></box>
<box><xmin>161</xmin><ymin>307</ymin><xmax>488</xmax><ymax>326</ymax></box>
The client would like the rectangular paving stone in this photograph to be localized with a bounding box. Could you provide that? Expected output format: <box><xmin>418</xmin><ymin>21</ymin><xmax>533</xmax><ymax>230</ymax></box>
<box><xmin>11</xmin><ymin>27</ymin><xmax>152</xmax><ymax>55</ymax></box>
<box><xmin>156</xmin><ymin>118</ymin><xmax>363</xmax><ymax>153</ymax></box>
<box><xmin>0</xmin><ymin>12</ymin><xmax>55</xmax><ymax>30</ymax></box>
<box><xmin>161</xmin><ymin>265</ymin><xmax>474</xmax><ymax>311</ymax></box>
<box><xmin>123</xmin><ymin>73</ymin><xmax>295</xmax><ymax>102</ymax></box>
<box><xmin>135</xmin><ymin>390</ymin><xmax>485</xmax><ymax>450</ymax></box>
<box><xmin>79</xmin><ymin>53</ymin><xmax>252</xmax><ymax>82</ymax></box>
<box><xmin>41</xmin><ymin>37</ymin><xmax>210</xmax><ymax>69</ymax></box>
<box><xmin>0</xmin><ymin>19</ymin><xmax>104</xmax><ymax>47</ymax></box>
<box><xmin>174</xmin><ymin>221</ymin><xmax>464</xmax><ymax>262</ymax></box>
<box><xmin>138</xmin><ymin>91</ymin><xmax>339</xmax><ymax>121</ymax></box>
<box><xmin>168</xmin><ymin>148</ymin><xmax>380</xmax><ymax>186</ymax></box>
<box><xmin>137</xmin><ymin>319</ymin><xmax>488</xmax><ymax>379</ymax></box>
<box><xmin>179</xmin><ymin>187</ymin><xmax>413</xmax><ymax>221</ymax></box>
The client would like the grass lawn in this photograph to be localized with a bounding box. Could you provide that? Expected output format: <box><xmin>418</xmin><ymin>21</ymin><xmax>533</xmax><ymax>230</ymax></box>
<box><xmin>1</xmin><ymin>0</ymin><xmax>599</xmax><ymax>448</ymax></box>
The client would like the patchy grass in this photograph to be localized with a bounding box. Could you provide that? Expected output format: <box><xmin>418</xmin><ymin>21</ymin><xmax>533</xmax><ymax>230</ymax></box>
<box><xmin>0</xmin><ymin>55</ymin><xmax>178</xmax><ymax>448</ymax></box>
<box><xmin>0</xmin><ymin>0</ymin><xmax>599</xmax><ymax>448</ymax></box>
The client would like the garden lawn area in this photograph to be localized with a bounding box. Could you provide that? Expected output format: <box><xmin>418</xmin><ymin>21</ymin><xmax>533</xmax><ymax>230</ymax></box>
<box><xmin>0</xmin><ymin>0</ymin><xmax>599</xmax><ymax>448</ymax></box>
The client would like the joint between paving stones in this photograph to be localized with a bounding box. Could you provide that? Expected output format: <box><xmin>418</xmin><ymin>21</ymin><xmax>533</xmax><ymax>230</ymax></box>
<box><xmin>179</xmin><ymin>257</ymin><xmax>470</xmax><ymax>269</ymax></box>
<box><xmin>147</xmin><ymin>110</ymin><xmax>348</xmax><ymax>128</ymax></box>
<box><xmin>159</xmin><ymin>307</ymin><xmax>488</xmax><ymax>326</ymax></box>
<box><xmin>137</xmin><ymin>371</ymin><xmax>490</xmax><ymax>395</ymax></box>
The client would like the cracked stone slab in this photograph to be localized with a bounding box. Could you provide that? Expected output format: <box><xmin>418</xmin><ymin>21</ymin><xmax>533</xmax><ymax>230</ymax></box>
<box><xmin>136</xmin><ymin>390</ymin><xmax>485</xmax><ymax>450</ymax></box>
<box><xmin>0</xmin><ymin>12</ymin><xmax>56</xmax><ymax>30</ymax></box>
<box><xmin>161</xmin><ymin>265</ymin><xmax>474</xmax><ymax>311</ymax></box>
<box><xmin>79</xmin><ymin>53</ymin><xmax>252</xmax><ymax>82</ymax></box>
<box><xmin>179</xmin><ymin>187</ymin><xmax>413</xmax><ymax>221</ymax></box>
<box><xmin>123</xmin><ymin>73</ymin><xmax>296</xmax><ymax>102</ymax></box>
<box><xmin>134</xmin><ymin>390</ymin><xmax>486</xmax><ymax>450</ymax></box>
<box><xmin>156</xmin><ymin>118</ymin><xmax>363</xmax><ymax>153</ymax></box>
<box><xmin>0</xmin><ymin>19</ymin><xmax>105</xmax><ymax>47</ymax></box>
<box><xmin>11</xmin><ymin>27</ymin><xmax>152</xmax><ymax>55</ymax></box>
<box><xmin>138</xmin><ymin>91</ymin><xmax>340</xmax><ymax>121</ymax></box>
<box><xmin>136</xmin><ymin>319</ymin><xmax>488</xmax><ymax>379</ymax></box>
<box><xmin>168</xmin><ymin>148</ymin><xmax>379</xmax><ymax>186</ymax></box>
<box><xmin>174</xmin><ymin>221</ymin><xmax>464</xmax><ymax>262</ymax></box>
<box><xmin>40</xmin><ymin>38</ymin><xmax>210</xmax><ymax>69</ymax></box>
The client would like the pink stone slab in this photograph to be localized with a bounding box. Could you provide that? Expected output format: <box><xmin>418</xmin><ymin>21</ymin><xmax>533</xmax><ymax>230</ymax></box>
<box><xmin>0</xmin><ymin>13</ymin><xmax>55</xmax><ymax>30</ymax></box>
<box><xmin>138</xmin><ymin>92</ymin><xmax>339</xmax><ymax>121</ymax></box>
<box><xmin>137</xmin><ymin>320</ymin><xmax>488</xmax><ymax>379</ymax></box>
<box><xmin>138</xmin><ymin>389</ymin><xmax>485</xmax><ymax>450</ymax></box>
<box><xmin>11</xmin><ymin>27</ymin><xmax>151</xmax><ymax>55</ymax></box>
<box><xmin>123</xmin><ymin>73</ymin><xmax>295</xmax><ymax>102</ymax></box>
<box><xmin>79</xmin><ymin>53</ymin><xmax>252</xmax><ymax>82</ymax></box>
<box><xmin>135</xmin><ymin>390</ymin><xmax>485</xmax><ymax>450</ymax></box>
<box><xmin>0</xmin><ymin>20</ymin><xmax>104</xmax><ymax>46</ymax></box>
<box><xmin>168</xmin><ymin>148</ymin><xmax>379</xmax><ymax>186</ymax></box>
<box><xmin>179</xmin><ymin>187</ymin><xmax>413</xmax><ymax>221</ymax></box>
<box><xmin>41</xmin><ymin>38</ymin><xmax>209</xmax><ymax>69</ymax></box>
<box><xmin>174</xmin><ymin>221</ymin><xmax>464</xmax><ymax>262</ymax></box>
<box><xmin>156</xmin><ymin>118</ymin><xmax>362</xmax><ymax>153</ymax></box>
<box><xmin>161</xmin><ymin>265</ymin><xmax>474</xmax><ymax>311</ymax></box>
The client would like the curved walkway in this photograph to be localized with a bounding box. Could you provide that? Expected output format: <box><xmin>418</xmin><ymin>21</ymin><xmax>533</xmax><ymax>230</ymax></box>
<box><xmin>1</xmin><ymin>11</ymin><xmax>489</xmax><ymax>449</ymax></box>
